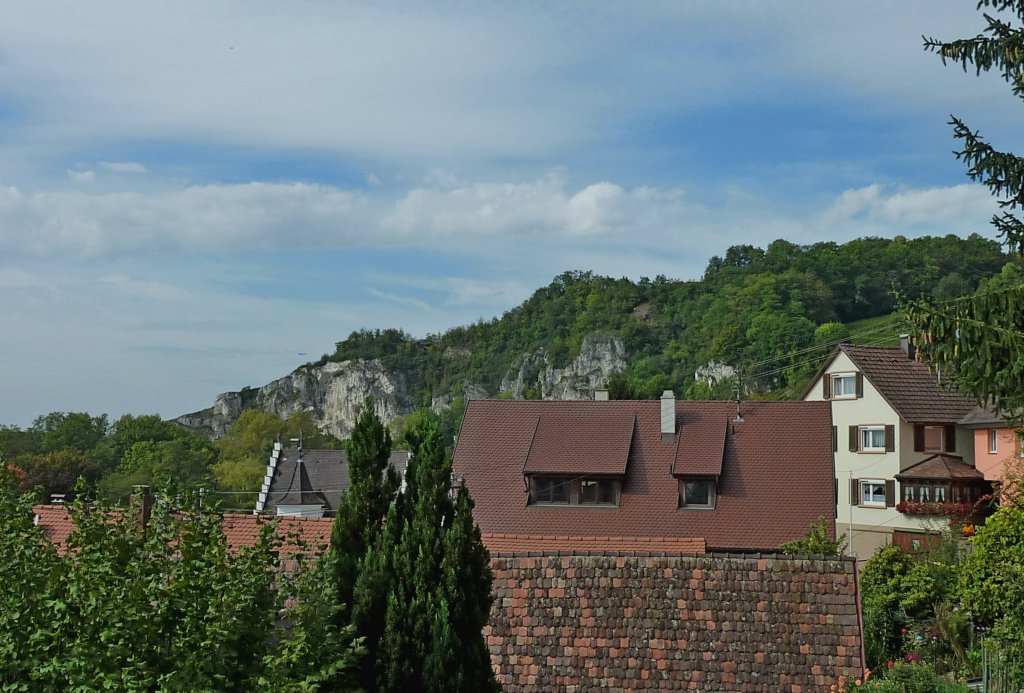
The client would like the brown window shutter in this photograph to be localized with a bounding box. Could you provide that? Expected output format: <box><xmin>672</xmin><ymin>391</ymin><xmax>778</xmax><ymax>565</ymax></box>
<box><xmin>885</xmin><ymin>425</ymin><xmax>895</xmax><ymax>452</ymax></box>
<box><xmin>885</xmin><ymin>480</ymin><xmax>895</xmax><ymax>507</ymax></box>
<box><xmin>855</xmin><ymin>372</ymin><xmax>864</xmax><ymax>398</ymax></box>
<box><xmin>823</xmin><ymin>375</ymin><xmax>832</xmax><ymax>399</ymax></box>
<box><xmin>944</xmin><ymin>425</ymin><xmax>957</xmax><ymax>452</ymax></box>
<box><xmin>833</xmin><ymin>425</ymin><xmax>838</xmax><ymax>453</ymax></box>
<box><xmin>913</xmin><ymin>424</ymin><xmax>924</xmax><ymax>452</ymax></box>
<box><xmin>849</xmin><ymin>426</ymin><xmax>859</xmax><ymax>452</ymax></box>
<box><xmin>850</xmin><ymin>478</ymin><xmax>860</xmax><ymax>505</ymax></box>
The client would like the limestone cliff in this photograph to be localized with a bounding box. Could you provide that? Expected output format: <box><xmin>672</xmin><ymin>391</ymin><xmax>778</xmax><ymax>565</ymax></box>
<box><xmin>176</xmin><ymin>332</ymin><xmax>627</xmax><ymax>440</ymax></box>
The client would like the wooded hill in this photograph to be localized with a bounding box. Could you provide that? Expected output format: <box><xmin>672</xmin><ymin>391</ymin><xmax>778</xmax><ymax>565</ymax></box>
<box><xmin>314</xmin><ymin>234</ymin><xmax>1017</xmax><ymax>403</ymax></box>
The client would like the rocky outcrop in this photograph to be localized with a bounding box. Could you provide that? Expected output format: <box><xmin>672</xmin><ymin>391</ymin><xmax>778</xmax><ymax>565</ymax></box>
<box><xmin>177</xmin><ymin>360</ymin><xmax>415</xmax><ymax>440</ymax></box>
<box><xmin>500</xmin><ymin>333</ymin><xmax>627</xmax><ymax>400</ymax></box>
<box><xmin>177</xmin><ymin>333</ymin><xmax>628</xmax><ymax>440</ymax></box>
<box><xmin>695</xmin><ymin>360</ymin><xmax>737</xmax><ymax>386</ymax></box>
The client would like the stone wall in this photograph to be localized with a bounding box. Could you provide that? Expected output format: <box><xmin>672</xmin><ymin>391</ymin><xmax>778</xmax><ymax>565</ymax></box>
<box><xmin>487</xmin><ymin>552</ymin><xmax>863</xmax><ymax>692</ymax></box>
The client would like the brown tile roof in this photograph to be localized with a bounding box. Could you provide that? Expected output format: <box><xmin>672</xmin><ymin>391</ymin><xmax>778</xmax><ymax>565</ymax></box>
<box><xmin>453</xmin><ymin>399</ymin><xmax>836</xmax><ymax>552</ymax></box>
<box><xmin>959</xmin><ymin>404</ymin><xmax>1015</xmax><ymax>428</ymax></box>
<box><xmin>522</xmin><ymin>408</ymin><xmax>635</xmax><ymax>476</ymax></box>
<box><xmin>487</xmin><ymin>553</ymin><xmax>864</xmax><ymax>691</ymax></box>
<box><xmin>895</xmin><ymin>454</ymin><xmax>986</xmax><ymax>481</ymax></box>
<box><xmin>672</xmin><ymin>408</ymin><xmax>727</xmax><ymax>477</ymax></box>
<box><xmin>840</xmin><ymin>345</ymin><xmax>976</xmax><ymax>423</ymax></box>
<box><xmin>482</xmin><ymin>533</ymin><xmax>705</xmax><ymax>554</ymax></box>
<box><xmin>33</xmin><ymin>505</ymin><xmax>334</xmax><ymax>556</ymax></box>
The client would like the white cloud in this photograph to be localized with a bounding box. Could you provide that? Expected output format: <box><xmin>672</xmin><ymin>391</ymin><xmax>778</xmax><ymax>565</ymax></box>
<box><xmin>67</xmin><ymin>169</ymin><xmax>95</xmax><ymax>183</ymax></box>
<box><xmin>821</xmin><ymin>183</ymin><xmax>999</xmax><ymax>230</ymax></box>
<box><xmin>366</xmin><ymin>173</ymin><xmax>382</xmax><ymax>186</ymax></box>
<box><xmin>99</xmin><ymin>161</ymin><xmax>147</xmax><ymax>174</ymax></box>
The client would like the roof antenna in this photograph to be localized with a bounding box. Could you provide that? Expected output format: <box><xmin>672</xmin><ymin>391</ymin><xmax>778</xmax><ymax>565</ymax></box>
<box><xmin>733</xmin><ymin>376</ymin><xmax>744</xmax><ymax>423</ymax></box>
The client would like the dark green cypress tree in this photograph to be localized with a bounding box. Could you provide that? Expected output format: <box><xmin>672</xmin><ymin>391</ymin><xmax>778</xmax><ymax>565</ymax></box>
<box><xmin>439</xmin><ymin>484</ymin><xmax>498</xmax><ymax>691</ymax></box>
<box><xmin>352</xmin><ymin>415</ymin><xmax>497</xmax><ymax>692</ymax></box>
<box><xmin>329</xmin><ymin>398</ymin><xmax>400</xmax><ymax>620</ymax></box>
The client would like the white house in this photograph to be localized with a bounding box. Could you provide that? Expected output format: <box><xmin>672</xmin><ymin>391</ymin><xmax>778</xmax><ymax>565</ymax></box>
<box><xmin>802</xmin><ymin>339</ymin><xmax>985</xmax><ymax>558</ymax></box>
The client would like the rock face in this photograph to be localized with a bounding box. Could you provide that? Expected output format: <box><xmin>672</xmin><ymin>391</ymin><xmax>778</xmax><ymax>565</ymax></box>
<box><xmin>178</xmin><ymin>360</ymin><xmax>414</xmax><ymax>440</ymax></box>
<box><xmin>176</xmin><ymin>332</ymin><xmax>627</xmax><ymax>440</ymax></box>
<box><xmin>694</xmin><ymin>360</ymin><xmax>737</xmax><ymax>386</ymax></box>
<box><xmin>501</xmin><ymin>333</ymin><xmax>627</xmax><ymax>400</ymax></box>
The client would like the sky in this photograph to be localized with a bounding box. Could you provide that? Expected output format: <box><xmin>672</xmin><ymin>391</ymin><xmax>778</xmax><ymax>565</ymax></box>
<box><xmin>0</xmin><ymin>1</ymin><xmax>1019</xmax><ymax>427</ymax></box>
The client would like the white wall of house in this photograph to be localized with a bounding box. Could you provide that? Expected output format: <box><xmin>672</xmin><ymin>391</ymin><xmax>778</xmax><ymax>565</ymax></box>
<box><xmin>805</xmin><ymin>351</ymin><xmax>941</xmax><ymax>558</ymax></box>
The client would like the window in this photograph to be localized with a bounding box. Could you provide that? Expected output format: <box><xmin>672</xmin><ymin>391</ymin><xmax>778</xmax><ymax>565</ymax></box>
<box><xmin>528</xmin><ymin>477</ymin><xmax>619</xmax><ymax>506</ymax></box>
<box><xmin>831</xmin><ymin>373</ymin><xmax>857</xmax><ymax>399</ymax></box>
<box><xmin>861</xmin><ymin>426</ymin><xmax>886</xmax><ymax>452</ymax></box>
<box><xmin>580</xmin><ymin>479</ymin><xmax>617</xmax><ymax>505</ymax></box>
<box><xmin>530</xmin><ymin>477</ymin><xmax>569</xmax><ymax>504</ymax></box>
<box><xmin>901</xmin><ymin>482</ymin><xmax>950</xmax><ymax>504</ymax></box>
<box><xmin>860</xmin><ymin>480</ymin><xmax>886</xmax><ymax>507</ymax></box>
<box><xmin>678</xmin><ymin>479</ymin><xmax>716</xmax><ymax>509</ymax></box>
<box><xmin>989</xmin><ymin>429</ymin><xmax>998</xmax><ymax>454</ymax></box>
<box><xmin>923</xmin><ymin>426</ymin><xmax>944</xmax><ymax>452</ymax></box>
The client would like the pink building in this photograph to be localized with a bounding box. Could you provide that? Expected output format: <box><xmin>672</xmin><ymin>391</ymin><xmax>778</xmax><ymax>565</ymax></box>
<box><xmin>960</xmin><ymin>406</ymin><xmax>1022</xmax><ymax>495</ymax></box>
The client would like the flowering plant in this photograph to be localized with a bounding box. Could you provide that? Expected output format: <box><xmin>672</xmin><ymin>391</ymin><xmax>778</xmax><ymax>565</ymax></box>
<box><xmin>895</xmin><ymin>500</ymin><xmax>973</xmax><ymax>516</ymax></box>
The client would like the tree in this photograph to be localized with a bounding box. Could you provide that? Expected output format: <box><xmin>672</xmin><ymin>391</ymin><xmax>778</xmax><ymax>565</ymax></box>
<box><xmin>30</xmin><ymin>411</ymin><xmax>108</xmax><ymax>454</ymax></box>
<box><xmin>958</xmin><ymin>503</ymin><xmax>1024</xmax><ymax>678</ymax></box>
<box><xmin>907</xmin><ymin>4</ymin><xmax>1024</xmax><ymax>420</ymax></box>
<box><xmin>329</xmin><ymin>399</ymin><xmax>400</xmax><ymax>621</ymax></box>
<box><xmin>348</xmin><ymin>417</ymin><xmax>497</xmax><ymax>692</ymax></box>
<box><xmin>0</xmin><ymin>471</ymin><xmax>359</xmax><ymax>690</ymax></box>
<box><xmin>780</xmin><ymin>517</ymin><xmax>847</xmax><ymax>556</ymax></box>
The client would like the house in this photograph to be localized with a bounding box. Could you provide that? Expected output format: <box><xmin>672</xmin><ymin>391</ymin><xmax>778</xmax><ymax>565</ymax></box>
<box><xmin>33</xmin><ymin>503</ymin><xmax>334</xmax><ymax>558</ymax></box>
<box><xmin>451</xmin><ymin>393</ymin><xmax>837</xmax><ymax>554</ymax></box>
<box><xmin>802</xmin><ymin>340</ymin><xmax>987</xmax><ymax>558</ymax></box>
<box><xmin>255</xmin><ymin>443</ymin><xmax>410</xmax><ymax>517</ymax></box>
<box><xmin>959</xmin><ymin>405</ymin><xmax>1022</xmax><ymax>496</ymax></box>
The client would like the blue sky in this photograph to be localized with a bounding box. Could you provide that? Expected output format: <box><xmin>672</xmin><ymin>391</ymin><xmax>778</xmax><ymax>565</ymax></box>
<box><xmin>0</xmin><ymin>1</ymin><xmax>1017</xmax><ymax>427</ymax></box>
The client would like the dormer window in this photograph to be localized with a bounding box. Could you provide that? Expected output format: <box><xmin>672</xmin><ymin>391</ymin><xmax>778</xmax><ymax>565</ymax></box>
<box><xmin>530</xmin><ymin>477</ymin><xmax>569</xmax><ymax>504</ymax></box>
<box><xmin>528</xmin><ymin>476</ymin><xmax>620</xmax><ymax>506</ymax></box>
<box><xmin>678</xmin><ymin>479</ymin><xmax>716</xmax><ymax>510</ymax></box>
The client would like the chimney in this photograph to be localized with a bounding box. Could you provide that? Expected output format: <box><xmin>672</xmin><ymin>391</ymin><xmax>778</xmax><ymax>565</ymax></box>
<box><xmin>594</xmin><ymin>388</ymin><xmax>609</xmax><ymax>401</ymax></box>
<box><xmin>131</xmin><ymin>485</ymin><xmax>154</xmax><ymax>537</ymax></box>
<box><xmin>899</xmin><ymin>334</ymin><xmax>916</xmax><ymax>360</ymax></box>
<box><xmin>661</xmin><ymin>390</ymin><xmax>676</xmax><ymax>441</ymax></box>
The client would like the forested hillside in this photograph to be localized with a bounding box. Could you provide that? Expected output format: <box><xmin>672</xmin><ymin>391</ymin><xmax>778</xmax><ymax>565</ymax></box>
<box><xmin>315</xmin><ymin>233</ymin><xmax>1014</xmax><ymax>402</ymax></box>
<box><xmin>3</xmin><ymin>233</ymin><xmax>1018</xmax><ymax>504</ymax></box>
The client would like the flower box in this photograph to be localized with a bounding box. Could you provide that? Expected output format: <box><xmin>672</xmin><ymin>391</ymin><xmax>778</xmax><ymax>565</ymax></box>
<box><xmin>895</xmin><ymin>500</ymin><xmax>974</xmax><ymax>516</ymax></box>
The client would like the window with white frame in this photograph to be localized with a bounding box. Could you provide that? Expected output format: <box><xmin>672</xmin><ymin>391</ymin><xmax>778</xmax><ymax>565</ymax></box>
<box><xmin>860</xmin><ymin>480</ymin><xmax>886</xmax><ymax>507</ymax></box>
<box><xmin>831</xmin><ymin>373</ymin><xmax>857</xmax><ymax>399</ymax></box>
<box><xmin>861</xmin><ymin>426</ymin><xmax>886</xmax><ymax>452</ymax></box>
<box><xmin>989</xmin><ymin>429</ymin><xmax>998</xmax><ymax>454</ymax></box>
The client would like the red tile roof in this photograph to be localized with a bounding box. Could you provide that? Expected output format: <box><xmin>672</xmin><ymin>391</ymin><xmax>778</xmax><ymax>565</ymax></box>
<box><xmin>488</xmin><ymin>553</ymin><xmax>864</xmax><ymax>690</ymax></box>
<box><xmin>33</xmin><ymin>504</ymin><xmax>74</xmax><ymax>555</ymax></box>
<box><xmin>895</xmin><ymin>454</ymin><xmax>986</xmax><ymax>481</ymax></box>
<box><xmin>839</xmin><ymin>345</ymin><xmax>975</xmax><ymax>423</ymax></box>
<box><xmin>523</xmin><ymin>408</ymin><xmax>635</xmax><ymax>476</ymax></box>
<box><xmin>672</xmin><ymin>407</ymin><xmax>727</xmax><ymax>477</ymax></box>
<box><xmin>453</xmin><ymin>399</ymin><xmax>836</xmax><ymax>552</ymax></box>
<box><xmin>33</xmin><ymin>505</ymin><xmax>334</xmax><ymax>556</ymax></box>
<box><xmin>482</xmin><ymin>533</ymin><xmax>705</xmax><ymax>554</ymax></box>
